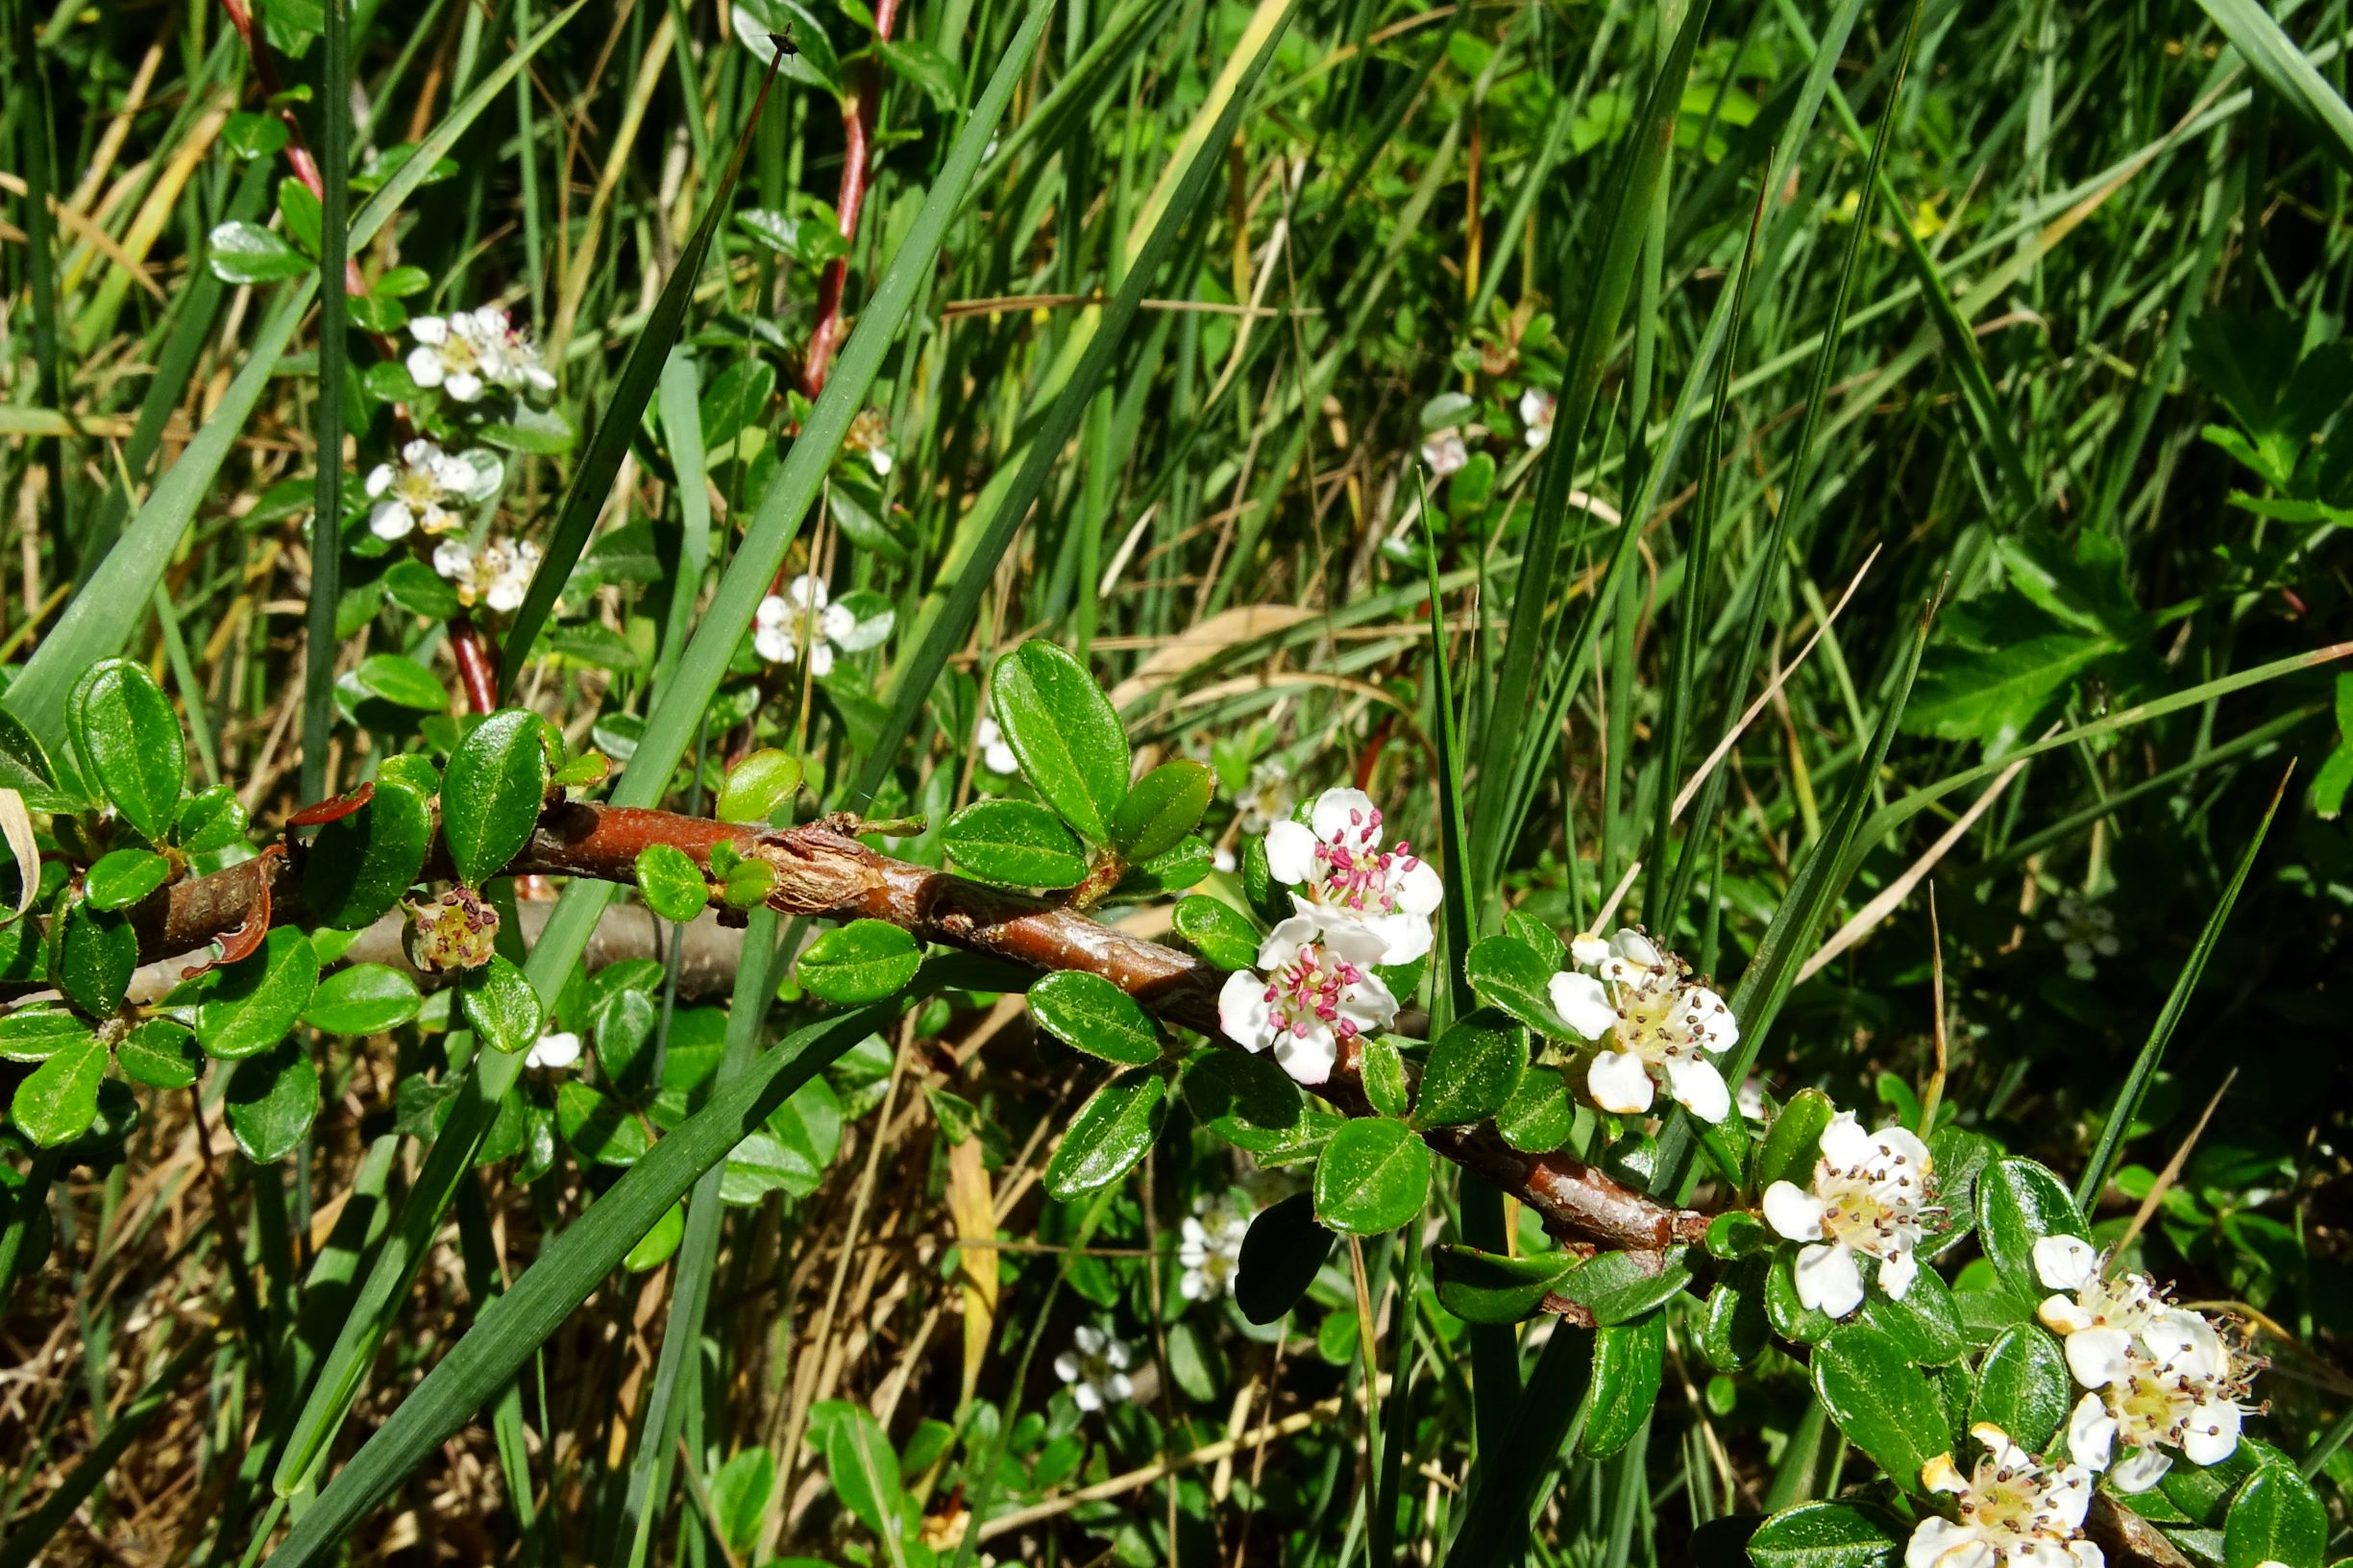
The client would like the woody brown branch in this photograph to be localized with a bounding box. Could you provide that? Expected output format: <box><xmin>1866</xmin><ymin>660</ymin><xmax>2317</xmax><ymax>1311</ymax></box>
<box><xmin>82</xmin><ymin>802</ymin><xmax>1710</xmax><ymax>1256</ymax></box>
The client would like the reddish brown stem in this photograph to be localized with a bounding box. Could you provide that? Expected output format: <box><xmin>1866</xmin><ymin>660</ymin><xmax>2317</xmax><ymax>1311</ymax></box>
<box><xmin>448</xmin><ymin>616</ymin><xmax>500</xmax><ymax>713</ymax></box>
<box><xmin>799</xmin><ymin>0</ymin><xmax>902</xmax><ymax>398</ymax></box>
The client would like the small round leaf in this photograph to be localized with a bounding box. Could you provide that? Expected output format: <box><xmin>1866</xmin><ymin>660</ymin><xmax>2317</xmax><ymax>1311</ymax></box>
<box><xmin>797</xmin><ymin>919</ymin><xmax>921</xmax><ymax>1004</ymax></box>
<box><xmin>635</xmin><ymin>842</ymin><xmax>711</xmax><ymax>923</ymax></box>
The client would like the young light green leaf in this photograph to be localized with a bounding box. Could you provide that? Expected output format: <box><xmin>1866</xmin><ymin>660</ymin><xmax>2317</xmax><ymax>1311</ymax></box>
<box><xmin>196</xmin><ymin>927</ymin><xmax>320</xmax><ymax>1060</ymax></box>
<box><xmin>67</xmin><ymin>659</ymin><xmax>184</xmax><ymax>842</ymax></box>
<box><xmin>1413</xmin><ymin>1010</ymin><xmax>1526</xmax><ymax>1129</ymax></box>
<box><xmin>634</xmin><ymin>843</ymin><xmax>710</xmax><ymax>923</ymax></box>
<box><xmin>10</xmin><ymin>1035</ymin><xmax>104</xmax><ymax>1146</ymax></box>
<box><xmin>83</xmin><ymin>847</ymin><xmax>170</xmax><ymax>913</ymax></box>
<box><xmin>349</xmin><ymin>653</ymin><xmax>449</xmax><ymax>711</ymax></box>
<box><xmin>462</xmin><ymin>954</ymin><xmax>545</xmax><ymax>1056</ymax></box>
<box><xmin>1042</xmin><ymin>1067</ymin><xmax>1167</xmax><ymax>1200</ymax></box>
<box><xmin>440</xmin><ymin>710</ymin><xmax>551</xmax><ymax>887</ymax></box>
<box><xmin>1312</xmin><ymin>1116</ymin><xmax>1430</xmax><ymax>1235</ymax></box>
<box><xmin>989</xmin><ymin>641</ymin><xmax>1130</xmax><ymax>843</ymax></box>
<box><xmin>1027</xmin><ymin>969</ymin><xmax>1163</xmax><ymax>1066</ymax></box>
<box><xmin>225</xmin><ymin>1040</ymin><xmax>321</xmax><ymax>1163</ymax></box>
<box><xmin>716</xmin><ymin>748</ymin><xmax>801</xmax><ymax>824</ymax></box>
<box><xmin>798</xmin><ymin>919</ymin><xmax>923</xmax><ymax>1004</ymax></box>
<box><xmin>709</xmin><ymin>1445</ymin><xmax>776</xmax><ymax>1552</ymax></box>
<box><xmin>1109</xmin><ymin>759</ymin><xmax>1213</xmax><ymax>862</ymax></box>
<box><xmin>1360</xmin><ymin>1036</ymin><xmax>1409</xmax><ymax>1119</ymax></box>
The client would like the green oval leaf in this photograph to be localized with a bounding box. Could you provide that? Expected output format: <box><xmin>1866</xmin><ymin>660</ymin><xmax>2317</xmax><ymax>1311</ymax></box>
<box><xmin>225</xmin><ymin>1039</ymin><xmax>320</xmax><ymax>1163</ymax></box>
<box><xmin>1413</xmin><ymin>1009</ymin><xmax>1527</xmax><ymax>1128</ymax></box>
<box><xmin>462</xmin><ymin>954</ymin><xmax>545</xmax><ymax>1056</ymax></box>
<box><xmin>1236</xmin><ymin>1191</ymin><xmax>1336</xmax><ymax>1325</ymax></box>
<box><xmin>1182</xmin><ymin>1049</ymin><xmax>1335</xmax><ymax>1163</ymax></box>
<box><xmin>624</xmin><ymin>1201</ymin><xmax>687</xmax><ymax>1272</ymax></box>
<box><xmin>67</xmin><ymin>659</ymin><xmax>185</xmax><ymax>842</ymax></box>
<box><xmin>989</xmin><ymin>641</ymin><xmax>1130</xmax><ymax>843</ymax></box>
<box><xmin>1767</xmin><ymin>1247</ymin><xmax>1839</xmax><ymax>1343</ymax></box>
<box><xmin>302</xmin><ymin>964</ymin><xmax>423</xmax><ymax>1036</ymax></box>
<box><xmin>351</xmin><ymin>654</ymin><xmax>450</xmax><ymax>711</ymax></box>
<box><xmin>1109</xmin><ymin>760</ymin><xmax>1213</xmax><ymax>862</ymax></box>
<box><xmin>85</xmin><ymin>847</ymin><xmax>172</xmax><ymax>912</ymax></box>
<box><xmin>1969</xmin><ymin>1324</ymin><xmax>2071</xmax><ymax>1455</ymax></box>
<box><xmin>196</xmin><ymin>927</ymin><xmax>320</xmax><ymax>1060</ymax></box>
<box><xmin>1115</xmin><ymin>836</ymin><xmax>1213</xmax><ymax>897</ymax></box>
<box><xmin>1580</xmin><ymin>1312</ymin><xmax>1666</xmax><ymax>1458</ymax></box>
<box><xmin>0</xmin><ymin>1005</ymin><xmax>93</xmax><ymax>1063</ymax></box>
<box><xmin>304</xmin><ymin>779</ymin><xmax>431</xmax><ymax>929</ymax></box>
<box><xmin>1312</xmin><ymin>1116</ymin><xmax>1430</xmax><ymax>1235</ymax></box>
<box><xmin>10</xmin><ymin>1034</ymin><xmax>105</xmax><ymax>1146</ymax></box>
<box><xmin>1171</xmin><ymin>895</ymin><xmax>1260</xmax><ymax>970</ymax></box>
<box><xmin>1975</xmin><ymin>1157</ymin><xmax>2088</xmax><ymax>1301</ymax></box>
<box><xmin>1811</xmin><ymin>1323</ymin><xmax>1951</xmax><ymax>1491</ymax></box>
<box><xmin>717</xmin><ymin>748</ymin><xmax>802</xmax><ymax>824</ymax></box>
<box><xmin>1553</xmin><ymin>1245</ymin><xmax>1697</xmax><ymax>1326</ymax></box>
<box><xmin>48</xmin><ymin>894</ymin><xmax>137</xmax><ymax>1017</ymax></box>
<box><xmin>1746</xmin><ymin>1502</ymin><xmax>1904</xmax><ymax>1568</ymax></box>
<box><xmin>798</xmin><ymin>919</ymin><xmax>922</xmax><ymax>1004</ymax></box>
<box><xmin>115</xmin><ymin>1017</ymin><xmax>204</xmax><ymax>1089</ymax></box>
<box><xmin>1755</xmin><ymin>1088</ymin><xmax>1838</xmax><ymax>1193</ymax></box>
<box><xmin>1463</xmin><ymin>933</ymin><xmax>1575</xmax><ymax>1038</ymax></box>
<box><xmin>941</xmin><ymin>797</ymin><xmax>1090</xmax><ymax>888</ymax></box>
<box><xmin>1433</xmin><ymin>1243</ymin><xmax>1576</xmax><ymax>1324</ymax></box>
<box><xmin>440</xmin><ymin>710</ymin><xmax>551</xmax><ymax>887</ymax></box>
<box><xmin>1360</xmin><ymin>1036</ymin><xmax>1409</xmax><ymax>1118</ymax></box>
<box><xmin>207</xmin><ymin>218</ymin><xmax>311</xmax><ymax>283</ymax></box>
<box><xmin>1027</xmin><ymin>969</ymin><xmax>1163</xmax><ymax>1066</ymax></box>
<box><xmin>1042</xmin><ymin>1067</ymin><xmax>1167</xmax><ymax>1200</ymax></box>
<box><xmin>2224</xmin><ymin>1463</ymin><xmax>2327</xmax><ymax>1568</ymax></box>
<box><xmin>1496</xmin><ymin>1063</ymin><xmax>1576</xmax><ymax>1152</ymax></box>
<box><xmin>1701</xmin><ymin>1257</ymin><xmax>1772</xmax><ymax>1372</ymax></box>
<box><xmin>175</xmin><ymin>786</ymin><xmax>249</xmax><ymax>854</ymax></box>
<box><xmin>556</xmin><ymin>1082</ymin><xmax>650</xmax><ymax>1166</ymax></box>
<box><xmin>634</xmin><ymin>842</ymin><xmax>711</xmax><ymax>923</ymax></box>
<box><xmin>1860</xmin><ymin>1260</ymin><xmax>1965</xmax><ymax>1365</ymax></box>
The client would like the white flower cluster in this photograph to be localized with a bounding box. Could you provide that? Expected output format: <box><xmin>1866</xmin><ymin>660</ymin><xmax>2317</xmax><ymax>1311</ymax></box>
<box><xmin>406</xmin><ymin>306</ymin><xmax>556</xmax><ymax>403</ymax></box>
<box><xmin>1549</xmin><ymin>927</ymin><xmax>1737</xmax><ymax>1122</ymax></box>
<box><xmin>1911</xmin><ymin>1422</ymin><xmax>2102</xmax><ymax>1568</ymax></box>
<box><xmin>1179</xmin><ymin>1198</ymin><xmax>1249</xmax><ymax>1303</ymax></box>
<box><xmin>2033</xmin><ymin>1235</ymin><xmax>2259</xmax><ymax>1491</ymax></box>
<box><xmin>432</xmin><ymin>536</ymin><xmax>543</xmax><ymax>614</ymax></box>
<box><xmin>753</xmin><ymin>574</ymin><xmax>893</xmax><ymax>676</ymax></box>
<box><xmin>1053</xmin><ymin>1325</ymin><xmax>1135</xmax><ymax>1412</ymax></box>
<box><xmin>1762</xmin><ymin>1113</ymin><xmax>1936</xmax><ymax>1319</ymax></box>
<box><xmin>1236</xmin><ymin>759</ymin><xmax>1294</xmax><ymax>836</ymax></box>
<box><xmin>1217</xmin><ymin>788</ymin><xmax>1439</xmax><ymax>1087</ymax></box>
<box><xmin>2043</xmin><ymin>894</ymin><xmax>2120</xmax><ymax>976</ymax></box>
<box><xmin>363</xmin><ymin>438</ymin><xmax>502</xmax><ymax>541</ymax></box>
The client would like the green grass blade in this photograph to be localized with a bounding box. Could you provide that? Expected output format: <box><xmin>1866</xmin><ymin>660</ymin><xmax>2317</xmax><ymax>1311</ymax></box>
<box><xmin>1442</xmin><ymin>1325</ymin><xmax>1596</xmax><ymax>1566</ymax></box>
<box><xmin>2194</xmin><ymin>0</ymin><xmax>2353</xmax><ymax>177</ymax></box>
<box><xmin>495</xmin><ymin>45</ymin><xmax>788</xmax><ymax>698</ymax></box>
<box><xmin>651</xmin><ymin>348</ymin><xmax>712</xmax><ymax>696</ymax></box>
<box><xmin>302</xmin><ymin>0</ymin><xmax>352</xmax><ymax>803</ymax></box>
<box><xmin>2074</xmin><ymin>766</ymin><xmax>2292</xmax><ymax>1211</ymax></box>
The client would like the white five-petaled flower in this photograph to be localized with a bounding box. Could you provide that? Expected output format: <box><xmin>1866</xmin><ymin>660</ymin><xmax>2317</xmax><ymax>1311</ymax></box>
<box><xmin>1519</xmin><ymin>387</ymin><xmax>1556</xmax><ymax>450</ymax></box>
<box><xmin>1262</xmin><ymin>788</ymin><xmax>1442</xmax><ymax>966</ymax></box>
<box><xmin>1420</xmin><ymin>429</ymin><xmax>1469</xmax><ymax>477</ymax></box>
<box><xmin>1910</xmin><ymin>1422</ymin><xmax>2103</xmax><ymax>1568</ymax></box>
<box><xmin>846</xmin><ymin>406</ymin><xmax>895</xmax><ymax>477</ymax></box>
<box><xmin>2044</xmin><ymin>894</ymin><xmax>2120</xmax><ymax>974</ymax></box>
<box><xmin>431</xmin><ymin>536</ymin><xmax>542</xmax><ymax>614</ymax></box>
<box><xmin>406</xmin><ymin>306</ymin><xmax>556</xmax><ymax>404</ymax></box>
<box><xmin>975</xmin><ymin>715</ymin><xmax>1018</xmax><ymax>776</ymax></box>
<box><xmin>754</xmin><ymin>575</ymin><xmax>857</xmax><ymax>675</ymax></box>
<box><xmin>1216</xmin><ymin>916</ymin><xmax>1398</xmax><ymax>1087</ymax></box>
<box><xmin>363</xmin><ymin>439</ymin><xmax>497</xmax><ymax>540</ymax></box>
<box><xmin>2065</xmin><ymin>1308</ymin><xmax>2255</xmax><ymax>1492</ymax></box>
<box><xmin>525</xmin><ymin>1029</ymin><xmax>581</xmax><ymax>1070</ymax></box>
<box><xmin>1053</xmin><ymin>1325</ymin><xmax>1136</xmax><ymax>1412</ymax></box>
<box><xmin>1179</xmin><ymin>1200</ymin><xmax>1250</xmax><ymax>1303</ymax></box>
<box><xmin>1236</xmin><ymin>759</ymin><xmax>1294</xmax><ymax>836</ymax></box>
<box><xmin>2031</xmin><ymin>1236</ymin><xmax>2163</xmax><ymax>1340</ymax></box>
<box><xmin>1548</xmin><ymin>927</ymin><xmax>1737</xmax><ymax>1122</ymax></box>
<box><xmin>1762</xmin><ymin>1112</ymin><xmax>1936</xmax><ymax>1318</ymax></box>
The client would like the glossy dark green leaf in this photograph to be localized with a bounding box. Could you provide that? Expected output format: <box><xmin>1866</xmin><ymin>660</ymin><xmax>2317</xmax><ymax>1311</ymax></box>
<box><xmin>302</xmin><ymin>964</ymin><xmax>423</xmax><ymax>1036</ymax></box>
<box><xmin>48</xmin><ymin>895</ymin><xmax>136</xmax><ymax>1017</ymax></box>
<box><xmin>1553</xmin><ymin>1245</ymin><xmax>1696</xmax><ymax>1326</ymax></box>
<box><xmin>1236</xmin><ymin>1191</ymin><xmax>1336</xmax><ymax>1325</ymax></box>
<box><xmin>2224</xmin><ymin>1463</ymin><xmax>2327</xmax><ymax>1568</ymax></box>
<box><xmin>1464</xmin><ymin>934</ymin><xmax>1575</xmax><ymax>1038</ymax></box>
<box><xmin>196</xmin><ymin>927</ymin><xmax>320</xmax><ymax>1060</ymax></box>
<box><xmin>1745</xmin><ymin>1502</ymin><xmax>1904</xmax><ymax>1568</ymax></box>
<box><xmin>0</xmin><ymin>1006</ymin><xmax>91</xmax><ymax>1064</ymax></box>
<box><xmin>1414</xmin><ymin>1009</ymin><xmax>1526</xmax><ymax>1128</ymax></box>
<box><xmin>1172</xmin><ymin>895</ymin><xmax>1260</xmax><ymax>969</ymax></box>
<box><xmin>115</xmin><ymin>1017</ymin><xmax>204</xmax><ymax>1088</ymax></box>
<box><xmin>1116</xmin><ymin>836</ymin><xmax>1213</xmax><ymax>896</ymax></box>
<box><xmin>1755</xmin><ymin>1088</ymin><xmax>1837</xmax><ymax>1193</ymax></box>
<box><xmin>717</xmin><ymin>748</ymin><xmax>801</xmax><ymax>824</ymax></box>
<box><xmin>1580</xmin><ymin>1312</ymin><xmax>1666</xmax><ymax>1458</ymax></box>
<box><xmin>225</xmin><ymin>1039</ymin><xmax>321</xmax><ymax>1163</ymax></box>
<box><xmin>84</xmin><ymin>847</ymin><xmax>171</xmax><ymax>912</ymax></box>
<box><xmin>1767</xmin><ymin>1248</ymin><xmax>1840</xmax><ymax>1343</ymax></box>
<box><xmin>942</xmin><ymin>797</ymin><xmax>1090</xmax><ymax>888</ymax></box>
<box><xmin>1496</xmin><ymin>1064</ymin><xmax>1576</xmax><ymax>1152</ymax></box>
<box><xmin>1969</xmin><ymin>1324</ymin><xmax>2070</xmax><ymax>1454</ymax></box>
<box><xmin>304</xmin><ymin>778</ymin><xmax>431</xmax><ymax>929</ymax></box>
<box><xmin>1182</xmin><ymin>1049</ymin><xmax>1335</xmax><ymax>1163</ymax></box>
<box><xmin>1312</xmin><ymin>1116</ymin><xmax>1430</xmax><ymax>1235</ymax></box>
<box><xmin>207</xmin><ymin>218</ymin><xmax>310</xmax><ymax>282</ymax></box>
<box><xmin>1701</xmin><ymin>1257</ymin><xmax>1771</xmax><ymax>1371</ymax></box>
<box><xmin>11</xmin><ymin>1035</ymin><xmax>104</xmax><ymax>1146</ymax></box>
<box><xmin>173</xmin><ymin>786</ymin><xmax>248</xmax><ymax>854</ymax></box>
<box><xmin>989</xmin><ymin>641</ymin><xmax>1130</xmax><ymax>843</ymax></box>
<box><xmin>1433</xmin><ymin>1244</ymin><xmax>1576</xmax><ymax>1323</ymax></box>
<box><xmin>440</xmin><ymin>710</ymin><xmax>551</xmax><ymax>887</ymax></box>
<box><xmin>0</xmin><ymin>704</ymin><xmax>60</xmax><ymax>800</ymax></box>
<box><xmin>1860</xmin><ymin>1262</ymin><xmax>1965</xmax><ymax>1365</ymax></box>
<box><xmin>1360</xmin><ymin>1037</ymin><xmax>1409</xmax><ymax>1118</ymax></box>
<box><xmin>1706</xmin><ymin>1211</ymin><xmax>1769</xmax><ymax>1260</ymax></box>
<box><xmin>557</xmin><ymin>1082</ymin><xmax>650</xmax><ymax>1166</ymax></box>
<box><xmin>1811</xmin><ymin>1323</ymin><xmax>1950</xmax><ymax>1491</ymax></box>
<box><xmin>67</xmin><ymin>659</ymin><xmax>184</xmax><ymax>842</ymax></box>
<box><xmin>382</xmin><ymin>557</ymin><xmax>463</xmax><ymax>620</ymax></box>
<box><xmin>797</xmin><ymin>919</ymin><xmax>922</xmax><ymax>1004</ymax></box>
<box><xmin>462</xmin><ymin>954</ymin><xmax>544</xmax><ymax>1056</ymax></box>
<box><xmin>633</xmin><ymin>843</ymin><xmax>710</xmax><ymax>923</ymax></box>
<box><xmin>1042</xmin><ymin>1067</ymin><xmax>1166</xmax><ymax>1200</ymax></box>
<box><xmin>1027</xmin><ymin>969</ymin><xmax>1163</xmax><ymax>1066</ymax></box>
<box><xmin>1109</xmin><ymin>760</ymin><xmax>1213</xmax><ymax>861</ymax></box>
<box><xmin>1976</xmin><ymin>1157</ymin><xmax>2087</xmax><ymax>1300</ymax></box>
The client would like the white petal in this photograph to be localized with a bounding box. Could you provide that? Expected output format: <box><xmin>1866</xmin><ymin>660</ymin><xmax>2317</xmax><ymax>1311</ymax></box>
<box><xmin>1072</xmin><ymin>1383</ymin><xmax>1102</xmax><ymax>1412</ymax></box>
<box><xmin>1218</xmin><ymin>971</ymin><xmax>1275</xmax><ymax>1051</ymax></box>
<box><xmin>1258</xmin><ymin>914</ymin><xmax>1320</xmax><ymax>970</ymax></box>
<box><xmin>2039</xmin><ymin>1295</ymin><xmax>2096</xmax><ymax>1335</ymax></box>
<box><xmin>1762</xmin><ymin>1182</ymin><xmax>1825</xmax><ymax>1242</ymax></box>
<box><xmin>2068</xmin><ymin>1393</ymin><xmax>2117</xmax><ymax>1469</ymax></box>
<box><xmin>2034</xmin><ymin>1236</ymin><xmax>2100</xmax><ymax>1292</ymax></box>
<box><xmin>1270</xmin><ymin>1024</ymin><xmax>1336</xmax><ymax>1086</ymax></box>
<box><xmin>1262</xmin><ymin>820</ymin><xmax>1318</xmax><ymax>886</ymax></box>
<box><xmin>446</xmin><ymin>371</ymin><xmax>484</xmax><ymax>402</ymax></box>
<box><xmin>1338</xmin><ymin>968</ymin><xmax>1398</xmax><ymax>1033</ymax></box>
<box><xmin>406</xmin><ymin>346</ymin><xmax>446</xmax><ymax>386</ymax></box>
<box><xmin>2182</xmin><ymin>1405</ymin><xmax>2241</xmax><ymax>1466</ymax></box>
<box><xmin>2144</xmin><ymin>1309</ymin><xmax>2224</xmax><ymax>1374</ymax></box>
<box><xmin>2108</xmin><ymin>1447</ymin><xmax>2171</xmax><ymax>1493</ymax></box>
<box><xmin>1920</xmin><ymin>1453</ymin><xmax>1968</xmax><ymax>1496</ymax></box>
<box><xmin>368</xmin><ymin>501</ymin><xmax>415</xmax><ymax>540</ymax></box>
<box><xmin>2065</xmin><ymin>1328</ymin><xmax>2133</xmax><ymax>1389</ymax></box>
<box><xmin>752</xmin><ymin>625</ymin><xmax>795</xmax><ymax>664</ymax></box>
<box><xmin>2068</xmin><ymin>1545</ymin><xmax>2105</xmax><ymax>1568</ymax></box>
<box><xmin>1569</xmin><ymin>932</ymin><xmax>1611</xmax><ymax>968</ymax></box>
<box><xmin>1818</xmin><ymin>1112</ymin><xmax>1873</xmax><ymax>1168</ymax></box>
<box><xmin>1053</xmin><ymin>1352</ymin><xmax>1080</xmax><ymax>1383</ymax></box>
<box><xmin>821</xmin><ymin>601</ymin><xmax>856</xmax><ymax>642</ymax></box>
<box><xmin>986</xmin><ymin>743</ymin><xmax>1019</xmax><ymax>775</ymax></box>
<box><xmin>1393</xmin><ymin>856</ymin><xmax>1442</xmax><ymax>916</ymax></box>
<box><xmin>1875</xmin><ymin>1125</ymin><xmax>1932</xmax><ymax>1170</ymax></box>
<box><xmin>1585</xmin><ymin>1049</ymin><xmax>1654</xmax><ymax>1115</ymax></box>
<box><xmin>787</xmin><ymin>575</ymin><xmax>824</xmax><ymax>608</ymax></box>
<box><xmin>1906</xmin><ymin>1518</ymin><xmax>1987</xmax><ymax>1568</ymax></box>
<box><xmin>806</xmin><ymin>641</ymin><xmax>837</xmax><ymax>677</ymax></box>
<box><xmin>1663</xmin><ymin>1058</ymin><xmax>1730</xmax><ymax>1123</ymax></box>
<box><xmin>1073</xmin><ymin>1325</ymin><xmax>1104</xmax><ymax>1354</ymax></box>
<box><xmin>1611</xmin><ymin>929</ymin><xmax>1664</xmax><ymax>969</ymax></box>
<box><xmin>1795</xmin><ymin>1241</ymin><xmax>1865</xmax><ymax>1318</ymax></box>
<box><xmin>1880</xmin><ymin>1247</ymin><xmax>1919</xmax><ymax>1301</ymax></box>
<box><xmin>1360</xmin><ymin>910</ymin><xmax>1434</xmax><ymax>966</ymax></box>
<box><xmin>409</xmin><ymin>315</ymin><xmax>448</xmax><ymax>344</ymax></box>
<box><xmin>1549</xmin><ymin>971</ymin><xmax>1616</xmax><ymax>1040</ymax></box>
<box><xmin>1310</xmin><ymin>787</ymin><xmax>1381</xmax><ymax>845</ymax></box>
